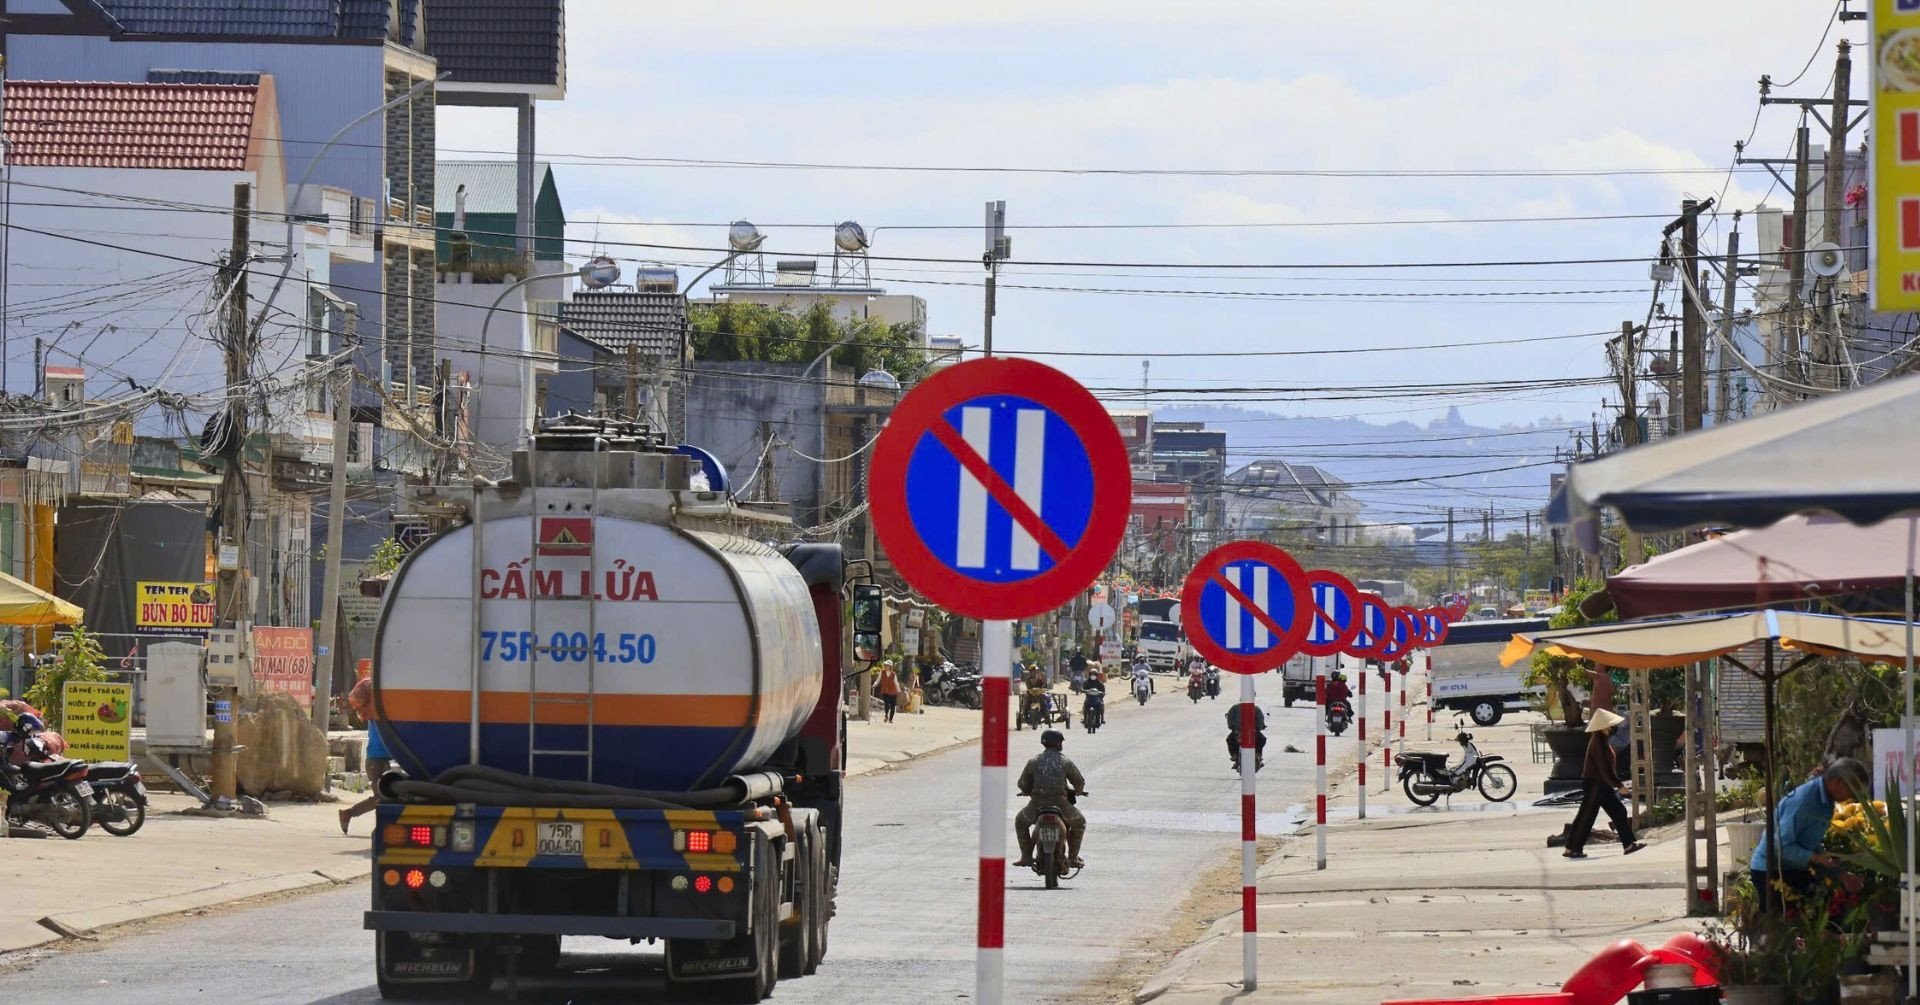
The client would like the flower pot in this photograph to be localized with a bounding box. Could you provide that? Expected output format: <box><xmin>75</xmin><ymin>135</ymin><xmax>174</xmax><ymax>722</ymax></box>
<box><xmin>1726</xmin><ymin>821</ymin><xmax>1765</xmax><ymax>872</ymax></box>
<box><xmin>1543</xmin><ymin>726</ymin><xmax>1590</xmax><ymax>790</ymax></box>
<box><xmin>1649</xmin><ymin>712</ymin><xmax>1686</xmax><ymax>776</ymax></box>
<box><xmin>1722</xmin><ymin>986</ymin><xmax>1786</xmax><ymax>1005</ymax></box>
<box><xmin>1838</xmin><ymin>972</ymin><xmax>1897</xmax><ymax>1004</ymax></box>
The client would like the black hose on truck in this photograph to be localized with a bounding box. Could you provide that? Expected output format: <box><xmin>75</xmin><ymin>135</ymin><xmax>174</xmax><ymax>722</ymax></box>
<box><xmin>385</xmin><ymin>763</ymin><xmax>786</xmax><ymax>811</ymax></box>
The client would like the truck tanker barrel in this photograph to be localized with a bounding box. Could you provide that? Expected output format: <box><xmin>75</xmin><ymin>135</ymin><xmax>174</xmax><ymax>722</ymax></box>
<box><xmin>372</xmin><ymin>451</ymin><xmax>823</xmax><ymax>794</ymax></box>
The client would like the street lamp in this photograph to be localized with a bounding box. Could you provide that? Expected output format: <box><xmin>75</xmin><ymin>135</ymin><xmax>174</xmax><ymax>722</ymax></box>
<box><xmin>476</xmin><ymin>256</ymin><xmax>620</xmax><ymax>460</ymax></box>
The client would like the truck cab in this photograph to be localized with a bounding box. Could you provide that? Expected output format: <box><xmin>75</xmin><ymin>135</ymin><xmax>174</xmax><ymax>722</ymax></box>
<box><xmin>1135</xmin><ymin>619</ymin><xmax>1187</xmax><ymax>672</ymax></box>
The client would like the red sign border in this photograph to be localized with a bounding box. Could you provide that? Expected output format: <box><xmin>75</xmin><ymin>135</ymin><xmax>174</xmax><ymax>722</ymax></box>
<box><xmin>1413</xmin><ymin>607</ymin><xmax>1450</xmax><ymax>647</ymax></box>
<box><xmin>1297</xmin><ymin>569</ymin><xmax>1363</xmax><ymax>658</ymax></box>
<box><xmin>1377</xmin><ymin>606</ymin><xmax>1420</xmax><ymax>659</ymax></box>
<box><xmin>869</xmin><ymin>357</ymin><xmax>1132</xmax><ymax>621</ymax></box>
<box><xmin>1179</xmin><ymin>540</ymin><xmax>1313</xmax><ymax>676</ymax></box>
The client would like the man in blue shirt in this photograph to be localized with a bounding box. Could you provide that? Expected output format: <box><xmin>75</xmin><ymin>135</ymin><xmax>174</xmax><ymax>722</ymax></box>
<box><xmin>1749</xmin><ymin>757</ymin><xmax>1868</xmax><ymax>912</ymax></box>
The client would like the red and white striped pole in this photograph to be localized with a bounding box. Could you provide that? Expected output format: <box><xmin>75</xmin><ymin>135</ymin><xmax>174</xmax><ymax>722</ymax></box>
<box><xmin>1380</xmin><ymin>663</ymin><xmax>1392</xmax><ymax>792</ymax></box>
<box><xmin>1398</xmin><ymin>660</ymin><xmax>1408</xmax><ymax>762</ymax></box>
<box><xmin>1356</xmin><ymin>658</ymin><xmax>1367</xmax><ymax>819</ymax></box>
<box><xmin>978</xmin><ymin>619</ymin><xmax>1012</xmax><ymax>1004</ymax></box>
<box><xmin>1315</xmin><ymin>672</ymin><xmax>1327</xmax><ymax>870</ymax></box>
<box><xmin>1238</xmin><ymin>673</ymin><xmax>1259</xmax><ymax>991</ymax></box>
<box><xmin>1424</xmin><ymin>651</ymin><xmax>1434</xmax><ymax>741</ymax></box>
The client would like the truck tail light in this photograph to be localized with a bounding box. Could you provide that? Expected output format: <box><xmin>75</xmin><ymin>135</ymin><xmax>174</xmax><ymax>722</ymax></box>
<box><xmin>676</xmin><ymin>829</ymin><xmax>713</xmax><ymax>853</ymax></box>
<box><xmin>693</xmin><ymin>875</ymin><xmax>713</xmax><ymax>894</ymax></box>
<box><xmin>404</xmin><ymin>869</ymin><xmax>426</xmax><ymax>890</ymax></box>
<box><xmin>408</xmin><ymin>825</ymin><xmax>437</xmax><ymax>847</ymax></box>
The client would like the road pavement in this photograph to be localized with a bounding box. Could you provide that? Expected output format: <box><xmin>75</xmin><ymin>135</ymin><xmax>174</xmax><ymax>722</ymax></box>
<box><xmin>0</xmin><ymin>676</ymin><xmax>1325</xmax><ymax>1004</ymax></box>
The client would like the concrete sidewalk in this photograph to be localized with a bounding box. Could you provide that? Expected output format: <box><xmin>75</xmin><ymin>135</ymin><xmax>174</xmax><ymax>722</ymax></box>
<box><xmin>0</xmin><ymin>699</ymin><xmax>1020</xmax><ymax>956</ymax></box>
<box><xmin>1138</xmin><ymin>713</ymin><xmax>1703</xmax><ymax>1005</ymax></box>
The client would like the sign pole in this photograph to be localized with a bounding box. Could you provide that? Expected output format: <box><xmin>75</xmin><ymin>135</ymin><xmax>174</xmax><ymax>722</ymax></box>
<box><xmin>1425</xmin><ymin>651</ymin><xmax>1434</xmax><ymax>741</ymax></box>
<box><xmin>1399</xmin><ymin>663</ymin><xmax>1408</xmax><ymax>762</ymax></box>
<box><xmin>1355</xmin><ymin>657</ymin><xmax>1366</xmax><ymax>820</ymax></box>
<box><xmin>1315</xmin><ymin>671</ymin><xmax>1327</xmax><ymax>871</ymax></box>
<box><xmin>1381</xmin><ymin>664</ymin><xmax>1392</xmax><ymax>792</ymax></box>
<box><xmin>978</xmin><ymin>617</ymin><xmax>1012</xmax><ymax>1005</ymax></box>
<box><xmin>1238</xmin><ymin>672</ymin><xmax>1258</xmax><ymax>992</ymax></box>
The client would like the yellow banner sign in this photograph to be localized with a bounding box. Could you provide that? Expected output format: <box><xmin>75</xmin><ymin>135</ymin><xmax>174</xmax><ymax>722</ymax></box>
<box><xmin>62</xmin><ymin>681</ymin><xmax>132</xmax><ymax>762</ymax></box>
<box><xmin>135</xmin><ymin>581</ymin><xmax>215</xmax><ymax>635</ymax></box>
<box><xmin>1873</xmin><ymin>2</ymin><xmax>1920</xmax><ymax>309</ymax></box>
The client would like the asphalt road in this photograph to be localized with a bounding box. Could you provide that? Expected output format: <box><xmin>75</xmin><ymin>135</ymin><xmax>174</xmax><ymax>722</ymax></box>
<box><xmin>0</xmin><ymin>679</ymin><xmax>1321</xmax><ymax>1004</ymax></box>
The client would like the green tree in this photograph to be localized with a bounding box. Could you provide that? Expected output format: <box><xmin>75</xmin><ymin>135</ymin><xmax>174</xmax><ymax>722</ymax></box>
<box><xmin>25</xmin><ymin>626</ymin><xmax>109</xmax><ymax>731</ymax></box>
<box><xmin>688</xmin><ymin>302</ymin><xmax>929</xmax><ymax>384</ymax></box>
<box><xmin>1524</xmin><ymin>578</ymin><xmax>1614</xmax><ymax>728</ymax></box>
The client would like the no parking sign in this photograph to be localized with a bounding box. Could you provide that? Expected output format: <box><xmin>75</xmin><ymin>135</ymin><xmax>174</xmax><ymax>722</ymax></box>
<box><xmin>1179</xmin><ymin>541</ymin><xmax>1313</xmax><ymax>675</ymax></box>
<box><xmin>1298</xmin><ymin>569</ymin><xmax>1362</xmax><ymax>659</ymax></box>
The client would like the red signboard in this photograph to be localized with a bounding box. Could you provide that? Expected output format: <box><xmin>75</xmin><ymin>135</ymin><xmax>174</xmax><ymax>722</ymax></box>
<box><xmin>251</xmin><ymin>626</ymin><xmax>313</xmax><ymax>709</ymax></box>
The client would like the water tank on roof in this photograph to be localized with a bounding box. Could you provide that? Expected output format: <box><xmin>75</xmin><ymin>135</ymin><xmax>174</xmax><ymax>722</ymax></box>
<box><xmin>632</xmin><ymin>267</ymin><xmax>679</xmax><ymax>293</ymax></box>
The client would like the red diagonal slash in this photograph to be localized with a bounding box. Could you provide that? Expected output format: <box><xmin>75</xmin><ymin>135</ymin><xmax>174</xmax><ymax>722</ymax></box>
<box><xmin>925</xmin><ymin>417</ymin><xmax>1072</xmax><ymax>562</ymax></box>
<box><xmin>1212</xmin><ymin>568</ymin><xmax>1288</xmax><ymax>646</ymax></box>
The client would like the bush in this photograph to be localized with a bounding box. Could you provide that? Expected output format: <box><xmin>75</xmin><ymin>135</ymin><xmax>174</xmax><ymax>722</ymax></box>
<box><xmin>23</xmin><ymin>626</ymin><xmax>109</xmax><ymax>731</ymax></box>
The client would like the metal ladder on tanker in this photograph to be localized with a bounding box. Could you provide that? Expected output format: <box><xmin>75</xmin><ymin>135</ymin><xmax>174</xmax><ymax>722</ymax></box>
<box><xmin>524</xmin><ymin>434</ymin><xmax>600</xmax><ymax>778</ymax></box>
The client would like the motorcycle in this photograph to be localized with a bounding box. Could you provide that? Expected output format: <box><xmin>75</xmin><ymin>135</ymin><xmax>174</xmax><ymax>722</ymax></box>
<box><xmin>1081</xmin><ymin>687</ymin><xmax>1106</xmax><ymax>734</ymax></box>
<box><xmin>1018</xmin><ymin>690</ymin><xmax>1072</xmax><ymax>731</ymax></box>
<box><xmin>1326</xmin><ymin>698</ymin><xmax>1353</xmax><ymax>737</ymax></box>
<box><xmin>1132</xmin><ymin>675</ymin><xmax>1152</xmax><ymax>706</ymax></box>
<box><xmin>1205</xmin><ymin>667</ymin><xmax>1221</xmax><ymax>700</ymax></box>
<box><xmin>1395</xmin><ymin>724</ymin><xmax>1518</xmax><ymax>805</ymax></box>
<box><xmin>20</xmin><ymin>732</ymin><xmax>145</xmax><ymax>836</ymax></box>
<box><xmin>1187</xmin><ymin>675</ymin><xmax>1206</xmax><ymax>703</ymax></box>
<box><xmin>925</xmin><ymin>662</ymin><xmax>982</xmax><ymax>709</ymax></box>
<box><xmin>0</xmin><ymin>738</ymin><xmax>93</xmax><ymax>839</ymax></box>
<box><xmin>1026</xmin><ymin>792</ymin><xmax>1087</xmax><ymax>890</ymax></box>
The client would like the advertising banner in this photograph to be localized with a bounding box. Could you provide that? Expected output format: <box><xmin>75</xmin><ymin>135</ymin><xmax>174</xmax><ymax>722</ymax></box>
<box><xmin>62</xmin><ymin>681</ymin><xmax>133</xmax><ymax>762</ymax></box>
<box><xmin>251</xmin><ymin>627</ymin><xmax>314</xmax><ymax>709</ymax></box>
<box><xmin>135</xmin><ymin>581</ymin><xmax>215</xmax><ymax>635</ymax></box>
<box><xmin>1872</xmin><ymin>1</ymin><xmax>1920</xmax><ymax>309</ymax></box>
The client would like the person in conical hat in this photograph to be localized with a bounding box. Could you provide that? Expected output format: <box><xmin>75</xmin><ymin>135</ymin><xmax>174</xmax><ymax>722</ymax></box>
<box><xmin>1563</xmin><ymin>707</ymin><xmax>1645</xmax><ymax>859</ymax></box>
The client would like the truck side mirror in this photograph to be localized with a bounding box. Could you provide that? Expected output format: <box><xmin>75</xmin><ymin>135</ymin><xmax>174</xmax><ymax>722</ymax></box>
<box><xmin>851</xmin><ymin>584</ymin><xmax>883</xmax><ymax>665</ymax></box>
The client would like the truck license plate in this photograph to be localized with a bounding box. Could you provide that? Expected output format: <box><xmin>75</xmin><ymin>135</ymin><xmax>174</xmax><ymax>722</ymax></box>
<box><xmin>536</xmin><ymin>822</ymin><xmax>584</xmax><ymax>857</ymax></box>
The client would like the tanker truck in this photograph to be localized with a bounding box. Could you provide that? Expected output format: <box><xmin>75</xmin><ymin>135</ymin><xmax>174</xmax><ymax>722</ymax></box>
<box><xmin>362</xmin><ymin>418</ymin><xmax>873</xmax><ymax>1001</ymax></box>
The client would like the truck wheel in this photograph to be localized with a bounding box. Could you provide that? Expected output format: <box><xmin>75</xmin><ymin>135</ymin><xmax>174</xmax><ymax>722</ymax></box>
<box><xmin>778</xmin><ymin>831</ymin><xmax>814</xmax><ymax>979</ymax></box>
<box><xmin>806</xmin><ymin>825</ymin><xmax>830</xmax><ymax>973</ymax></box>
<box><xmin>1469</xmin><ymin>701</ymin><xmax>1503</xmax><ymax>727</ymax></box>
<box><xmin>714</xmin><ymin>834</ymin><xmax>779</xmax><ymax>1003</ymax></box>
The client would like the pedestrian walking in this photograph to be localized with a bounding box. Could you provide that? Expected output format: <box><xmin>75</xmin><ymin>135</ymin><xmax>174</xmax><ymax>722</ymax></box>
<box><xmin>877</xmin><ymin>660</ymin><xmax>902</xmax><ymax>723</ymax></box>
<box><xmin>339</xmin><ymin>679</ymin><xmax>391</xmax><ymax>835</ymax></box>
<box><xmin>1562</xmin><ymin>708</ymin><xmax>1644</xmax><ymax>859</ymax></box>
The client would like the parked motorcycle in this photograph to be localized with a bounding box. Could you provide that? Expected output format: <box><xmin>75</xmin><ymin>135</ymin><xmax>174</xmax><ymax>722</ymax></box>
<box><xmin>0</xmin><ymin>741</ymin><xmax>93</xmax><ymax>839</ymax></box>
<box><xmin>1326</xmin><ymin>698</ymin><xmax>1353</xmax><ymax>737</ymax></box>
<box><xmin>1395</xmin><ymin>724</ymin><xmax>1517</xmax><ymax>805</ymax></box>
<box><xmin>1081</xmin><ymin>687</ymin><xmax>1106</xmax><ymax>734</ymax></box>
<box><xmin>1026</xmin><ymin>793</ymin><xmax>1087</xmax><ymax>889</ymax></box>
<box><xmin>925</xmin><ymin>662</ymin><xmax>982</xmax><ymax>709</ymax></box>
<box><xmin>1205</xmin><ymin>667</ymin><xmax>1221</xmax><ymax>700</ymax></box>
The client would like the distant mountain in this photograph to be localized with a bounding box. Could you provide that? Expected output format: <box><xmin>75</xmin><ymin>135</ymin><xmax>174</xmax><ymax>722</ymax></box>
<box><xmin>1156</xmin><ymin>405</ymin><xmax>1576</xmax><ymax>533</ymax></box>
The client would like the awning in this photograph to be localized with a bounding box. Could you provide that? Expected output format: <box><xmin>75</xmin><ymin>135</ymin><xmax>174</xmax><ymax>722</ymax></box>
<box><xmin>1606</xmin><ymin>514</ymin><xmax>1920</xmax><ymax>619</ymax></box>
<box><xmin>0</xmin><ymin>570</ymin><xmax>83</xmax><ymax>626</ymax></box>
<box><xmin>1498</xmin><ymin>609</ymin><xmax>1918</xmax><ymax>669</ymax></box>
<box><xmin>1556</xmin><ymin>373</ymin><xmax>1920</xmax><ymax>533</ymax></box>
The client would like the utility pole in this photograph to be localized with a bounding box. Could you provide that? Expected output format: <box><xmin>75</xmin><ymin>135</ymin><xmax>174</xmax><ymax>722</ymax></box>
<box><xmin>1717</xmin><ymin>215</ymin><xmax>1741</xmax><ymax>424</ymax></box>
<box><xmin>312</xmin><ymin>305</ymin><xmax>356</xmax><ymax>730</ymax></box>
<box><xmin>1786</xmin><ymin>118</ymin><xmax>1812</xmax><ymax>387</ymax></box>
<box><xmin>211</xmin><ymin>183</ymin><xmax>253</xmax><ymax>803</ymax></box>
<box><xmin>1445</xmin><ymin>508</ymin><xmax>1455</xmax><ymax>594</ymax></box>
<box><xmin>1816</xmin><ymin>40</ymin><xmax>1852</xmax><ymax>390</ymax></box>
<box><xmin>1679</xmin><ymin>199</ymin><xmax>1706</xmax><ymax>432</ymax></box>
<box><xmin>983</xmin><ymin>200</ymin><xmax>1008</xmax><ymax>356</ymax></box>
<box><xmin>1619</xmin><ymin>322</ymin><xmax>1646</xmax><ymax>563</ymax></box>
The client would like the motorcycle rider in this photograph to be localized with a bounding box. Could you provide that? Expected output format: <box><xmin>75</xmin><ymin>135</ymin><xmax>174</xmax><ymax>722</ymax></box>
<box><xmin>1325</xmin><ymin>671</ymin><xmax>1353</xmax><ymax>707</ymax></box>
<box><xmin>1224</xmin><ymin>701</ymin><xmax>1268</xmax><ymax>769</ymax></box>
<box><xmin>1081</xmin><ymin>672</ymin><xmax>1107</xmax><ymax>725</ymax></box>
<box><xmin>1187</xmin><ymin>661</ymin><xmax>1207</xmax><ymax>698</ymax></box>
<box><xmin>1017</xmin><ymin>663</ymin><xmax>1051</xmax><ymax>729</ymax></box>
<box><xmin>1013</xmin><ymin>729</ymin><xmax>1088</xmax><ymax>869</ymax></box>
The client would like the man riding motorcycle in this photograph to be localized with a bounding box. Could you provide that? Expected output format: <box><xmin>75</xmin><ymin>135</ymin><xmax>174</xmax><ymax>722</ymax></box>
<box><xmin>1014</xmin><ymin>730</ymin><xmax>1088</xmax><ymax>869</ymax></box>
<box><xmin>1017</xmin><ymin>663</ymin><xmax>1050</xmax><ymax>730</ymax></box>
<box><xmin>1187</xmin><ymin>663</ymin><xmax>1207</xmax><ymax>700</ymax></box>
<box><xmin>1081</xmin><ymin>672</ymin><xmax>1107</xmax><ymax>725</ymax></box>
<box><xmin>1224</xmin><ymin>701</ymin><xmax>1268</xmax><ymax>769</ymax></box>
<box><xmin>1325</xmin><ymin>671</ymin><xmax>1353</xmax><ymax>707</ymax></box>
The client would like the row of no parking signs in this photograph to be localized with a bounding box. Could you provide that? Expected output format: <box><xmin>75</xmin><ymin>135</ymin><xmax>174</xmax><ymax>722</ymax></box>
<box><xmin>866</xmin><ymin>356</ymin><xmax>1471</xmax><ymax>1004</ymax></box>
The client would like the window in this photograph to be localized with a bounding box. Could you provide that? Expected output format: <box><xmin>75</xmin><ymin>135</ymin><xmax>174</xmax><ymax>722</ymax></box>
<box><xmin>1139</xmin><ymin>621</ymin><xmax>1182</xmax><ymax>642</ymax></box>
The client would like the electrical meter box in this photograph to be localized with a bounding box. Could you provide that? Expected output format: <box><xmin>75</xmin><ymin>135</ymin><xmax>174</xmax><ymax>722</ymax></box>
<box><xmin>205</xmin><ymin>628</ymin><xmax>252</xmax><ymax>695</ymax></box>
<box><xmin>145</xmin><ymin>641</ymin><xmax>208</xmax><ymax>751</ymax></box>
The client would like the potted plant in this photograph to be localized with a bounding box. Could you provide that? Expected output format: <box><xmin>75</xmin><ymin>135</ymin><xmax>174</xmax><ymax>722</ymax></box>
<box><xmin>1524</xmin><ymin>580</ymin><xmax>1611</xmax><ymax>787</ymax></box>
<box><xmin>1704</xmin><ymin>910</ymin><xmax>1789</xmax><ymax>1005</ymax></box>
<box><xmin>22</xmin><ymin>626</ymin><xmax>108</xmax><ymax>732</ymax></box>
<box><xmin>1837</xmin><ymin>782</ymin><xmax>1910</xmax><ymax>933</ymax></box>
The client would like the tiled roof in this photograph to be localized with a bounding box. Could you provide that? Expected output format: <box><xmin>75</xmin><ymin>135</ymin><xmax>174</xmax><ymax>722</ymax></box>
<box><xmin>423</xmin><ymin>0</ymin><xmax>566</xmax><ymax>87</ymax></box>
<box><xmin>562</xmin><ymin>291</ymin><xmax>686</xmax><ymax>358</ymax></box>
<box><xmin>85</xmin><ymin>0</ymin><xmax>393</xmax><ymax>39</ymax></box>
<box><xmin>435</xmin><ymin>160</ymin><xmax>554</xmax><ymax>215</ymax></box>
<box><xmin>4</xmin><ymin>81</ymin><xmax>262</xmax><ymax>170</ymax></box>
<box><xmin>1226</xmin><ymin>459</ymin><xmax>1350</xmax><ymax>508</ymax></box>
<box><xmin>146</xmin><ymin>69</ymin><xmax>263</xmax><ymax>85</ymax></box>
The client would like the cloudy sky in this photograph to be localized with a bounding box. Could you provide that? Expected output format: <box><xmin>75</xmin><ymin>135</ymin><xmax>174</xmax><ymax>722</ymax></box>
<box><xmin>439</xmin><ymin>1</ymin><xmax>1863</xmax><ymax>434</ymax></box>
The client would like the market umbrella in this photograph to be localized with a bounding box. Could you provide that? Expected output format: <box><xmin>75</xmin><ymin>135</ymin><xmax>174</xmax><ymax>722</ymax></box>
<box><xmin>1502</xmin><ymin>610</ymin><xmax>1917</xmax><ymax>925</ymax></box>
<box><xmin>1606</xmin><ymin>515</ymin><xmax>1920</xmax><ymax>620</ymax></box>
<box><xmin>0</xmin><ymin>570</ymin><xmax>82</xmax><ymax>626</ymax></box>
<box><xmin>1554</xmin><ymin>373</ymin><xmax>1920</xmax><ymax>535</ymax></box>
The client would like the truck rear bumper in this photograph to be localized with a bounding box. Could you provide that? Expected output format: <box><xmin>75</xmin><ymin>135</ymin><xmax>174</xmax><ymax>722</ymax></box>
<box><xmin>365</xmin><ymin>910</ymin><xmax>734</xmax><ymax>941</ymax></box>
